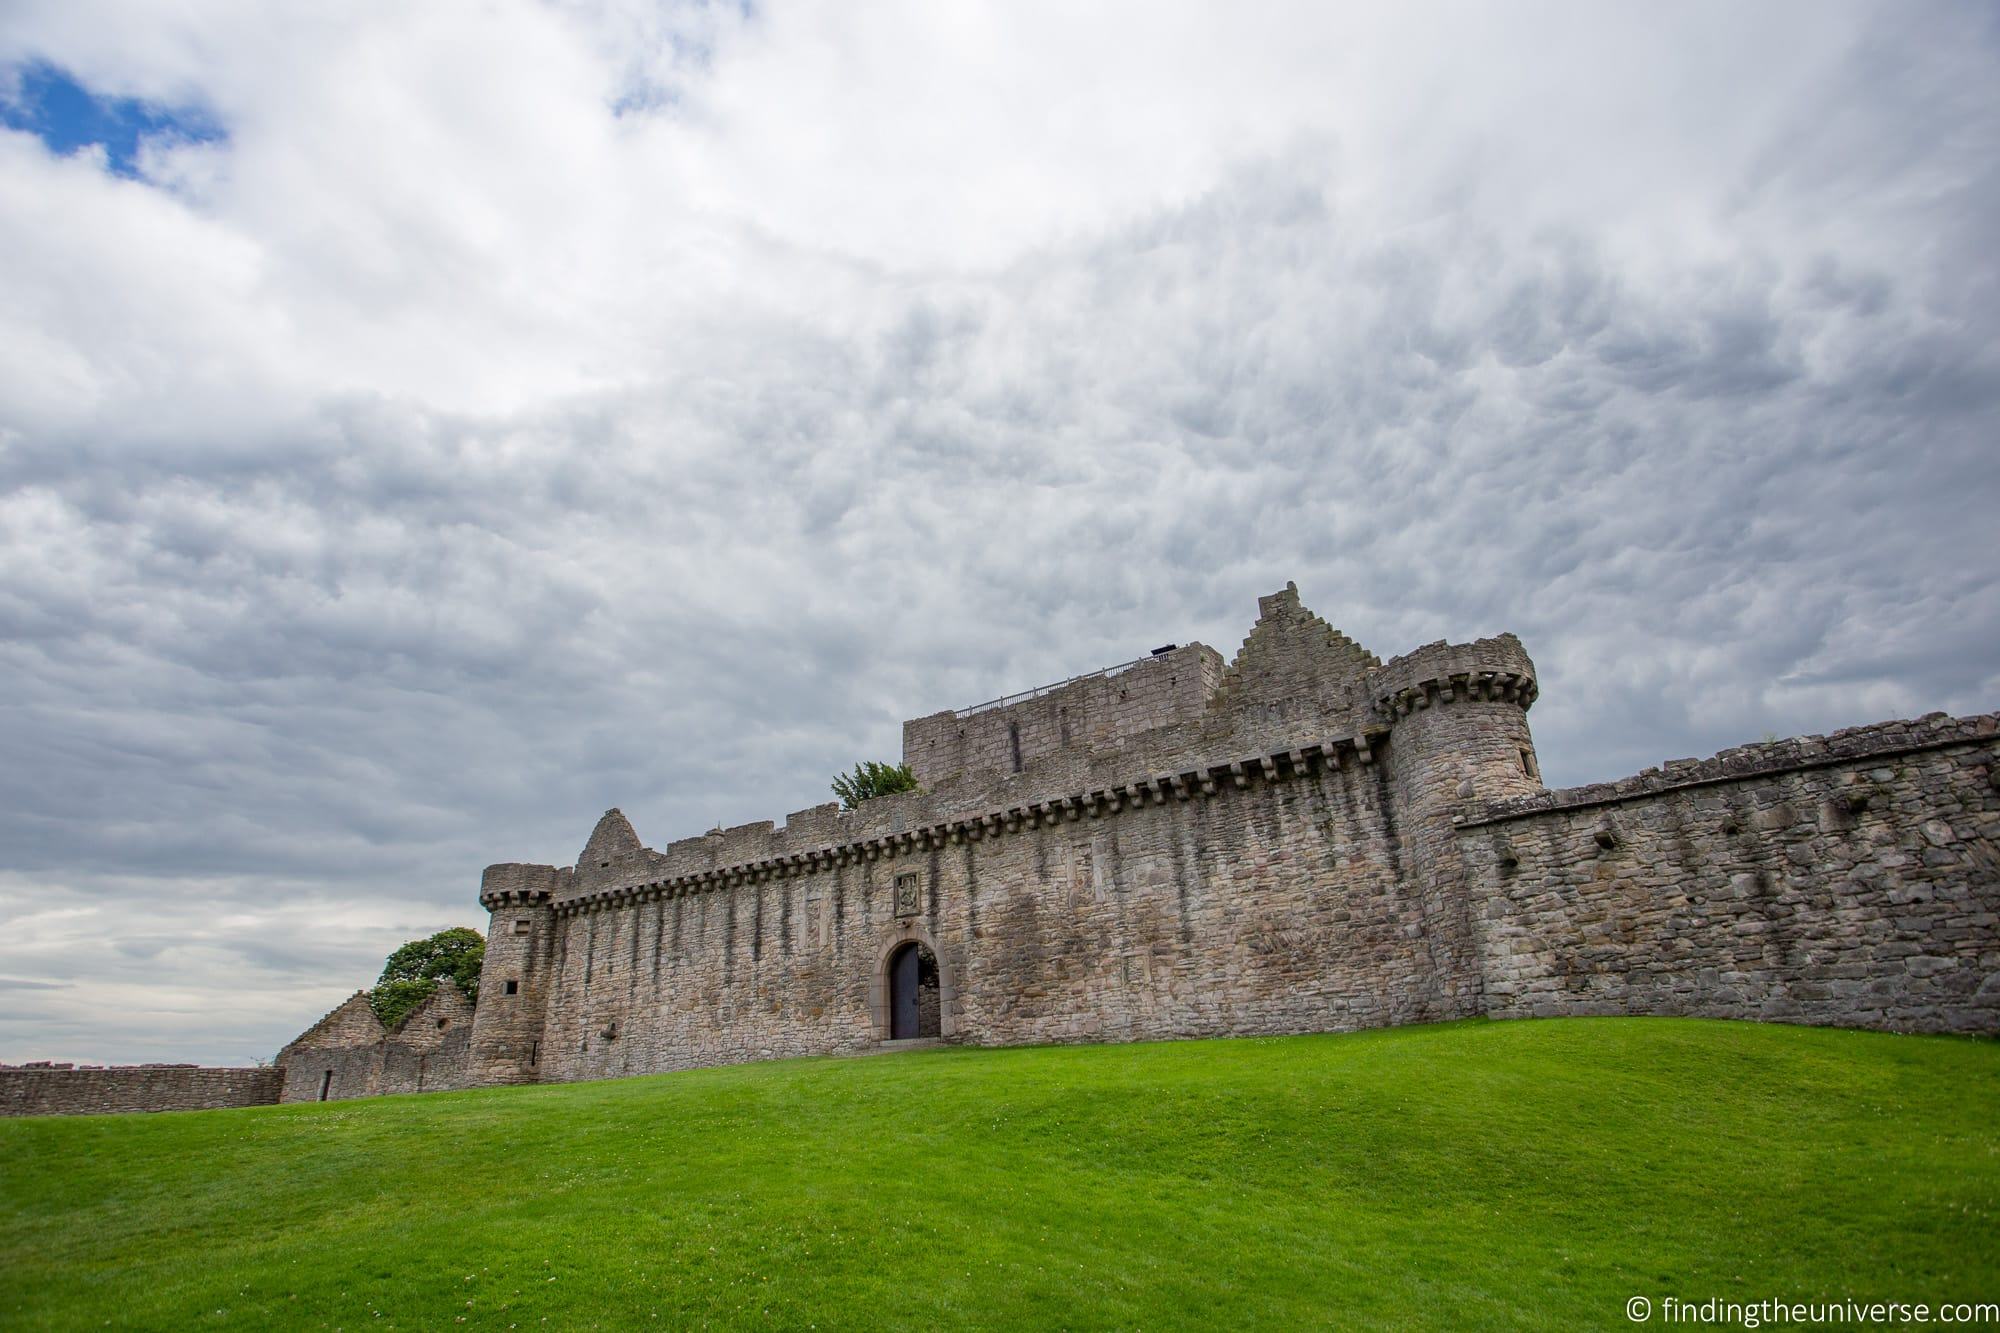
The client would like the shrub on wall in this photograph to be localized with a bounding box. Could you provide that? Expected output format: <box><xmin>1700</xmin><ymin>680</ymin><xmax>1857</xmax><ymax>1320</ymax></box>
<box><xmin>368</xmin><ymin>927</ymin><xmax>485</xmax><ymax>1027</ymax></box>
<box><xmin>831</xmin><ymin>760</ymin><xmax>918</xmax><ymax>810</ymax></box>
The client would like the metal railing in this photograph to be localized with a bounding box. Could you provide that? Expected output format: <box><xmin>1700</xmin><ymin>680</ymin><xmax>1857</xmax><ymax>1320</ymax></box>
<box><xmin>956</xmin><ymin>655</ymin><xmax>1158</xmax><ymax>718</ymax></box>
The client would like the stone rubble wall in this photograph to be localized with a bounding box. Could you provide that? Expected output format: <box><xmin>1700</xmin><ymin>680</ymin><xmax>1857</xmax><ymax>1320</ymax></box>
<box><xmin>279</xmin><ymin>1026</ymin><xmax>477</xmax><ymax>1103</ymax></box>
<box><xmin>278</xmin><ymin>980</ymin><xmax>479</xmax><ymax>1102</ymax></box>
<box><xmin>1459</xmin><ymin>713</ymin><xmax>2000</xmax><ymax>1033</ymax></box>
<box><xmin>279</xmin><ymin>1042</ymin><xmax>382</xmax><ymax>1104</ymax></box>
<box><xmin>0</xmin><ymin>1063</ymin><xmax>283</xmax><ymax>1117</ymax></box>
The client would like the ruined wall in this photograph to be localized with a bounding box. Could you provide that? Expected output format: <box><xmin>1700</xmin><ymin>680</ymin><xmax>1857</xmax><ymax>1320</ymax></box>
<box><xmin>279</xmin><ymin>981</ymin><xmax>478</xmax><ymax>1103</ymax></box>
<box><xmin>0</xmin><ymin>1064</ymin><xmax>281</xmax><ymax>1117</ymax></box>
<box><xmin>278</xmin><ymin>991</ymin><xmax>387</xmax><ymax>1102</ymax></box>
<box><xmin>279</xmin><ymin>1044</ymin><xmax>381</xmax><ymax>1104</ymax></box>
<box><xmin>376</xmin><ymin>982</ymin><xmax>476</xmax><ymax>1095</ymax></box>
<box><xmin>1461</xmin><ymin>713</ymin><xmax>2000</xmax><ymax>1034</ymax></box>
<box><xmin>377</xmin><ymin>1023</ymin><xmax>474</xmax><ymax>1095</ymax></box>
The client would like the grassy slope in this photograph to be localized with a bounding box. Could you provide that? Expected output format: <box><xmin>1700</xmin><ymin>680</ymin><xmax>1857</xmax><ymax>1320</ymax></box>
<box><xmin>1</xmin><ymin>1018</ymin><xmax>1995</xmax><ymax>1330</ymax></box>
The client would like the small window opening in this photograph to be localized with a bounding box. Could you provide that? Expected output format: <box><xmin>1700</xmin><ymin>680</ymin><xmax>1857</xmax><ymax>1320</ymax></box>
<box><xmin>318</xmin><ymin>1069</ymin><xmax>332</xmax><ymax>1102</ymax></box>
<box><xmin>600</xmin><ymin>860</ymin><xmax>610</xmax><ymax>868</ymax></box>
<box><xmin>1008</xmin><ymin>721</ymin><xmax>1023</xmax><ymax>774</ymax></box>
<box><xmin>529</xmin><ymin>1040</ymin><xmax>539</xmax><ymax>1066</ymax></box>
<box><xmin>1519</xmin><ymin>748</ymin><xmax>1539</xmax><ymax>780</ymax></box>
<box><xmin>436</xmin><ymin>1016</ymin><xmax>449</xmax><ymax>1029</ymax></box>
<box><xmin>513</xmin><ymin>918</ymin><xmax>532</xmax><ymax>935</ymax></box>
<box><xmin>580</xmin><ymin>1040</ymin><xmax>588</xmax><ymax>1055</ymax></box>
<box><xmin>504</xmin><ymin>979</ymin><xmax>519</xmax><ymax>995</ymax></box>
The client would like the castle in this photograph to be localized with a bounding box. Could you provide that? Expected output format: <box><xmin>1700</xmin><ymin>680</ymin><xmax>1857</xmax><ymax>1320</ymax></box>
<box><xmin>7</xmin><ymin>583</ymin><xmax>1996</xmax><ymax>1114</ymax></box>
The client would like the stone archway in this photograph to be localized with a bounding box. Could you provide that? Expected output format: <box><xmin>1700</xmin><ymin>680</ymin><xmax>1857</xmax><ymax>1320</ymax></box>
<box><xmin>869</xmin><ymin>924</ymin><xmax>955</xmax><ymax>1041</ymax></box>
<box><xmin>887</xmin><ymin>941</ymin><xmax>940</xmax><ymax>1039</ymax></box>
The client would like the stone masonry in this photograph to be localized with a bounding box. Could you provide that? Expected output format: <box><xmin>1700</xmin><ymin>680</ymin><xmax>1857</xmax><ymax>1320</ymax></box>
<box><xmin>417</xmin><ymin>582</ymin><xmax>1991</xmax><ymax>1097</ymax></box>
<box><xmin>1460</xmin><ymin>714</ymin><xmax>2000</xmax><ymax>1031</ymax></box>
<box><xmin>0</xmin><ymin>1063</ymin><xmax>283</xmax><ymax>1116</ymax></box>
<box><xmin>28</xmin><ymin>581</ymin><xmax>1985</xmax><ymax>1116</ymax></box>
<box><xmin>277</xmin><ymin>980</ymin><xmax>476</xmax><ymax>1104</ymax></box>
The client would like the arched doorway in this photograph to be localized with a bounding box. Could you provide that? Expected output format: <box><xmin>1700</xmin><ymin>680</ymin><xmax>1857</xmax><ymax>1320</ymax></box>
<box><xmin>887</xmin><ymin>940</ymin><xmax>941</xmax><ymax>1040</ymax></box>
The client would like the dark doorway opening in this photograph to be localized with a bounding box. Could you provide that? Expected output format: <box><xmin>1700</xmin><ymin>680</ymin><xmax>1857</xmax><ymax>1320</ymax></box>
<box><xmin>888</xmin><ymin>941</ymin><xmax>941</xmax><ymax>1040</ymax></box>
<box><xmin>318</xmin><ymin>1069</ymin><xmax>332</xmax><ymax>1102</ymax></box>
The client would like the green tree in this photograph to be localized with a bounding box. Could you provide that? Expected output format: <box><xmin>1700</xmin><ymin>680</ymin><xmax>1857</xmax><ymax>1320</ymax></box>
<box><xmin>831</xmin><ymin>760</ymin><xmax>918</xmax><ymax>810</ymax></box>
<box><xmin>368</xmin><ymin>926</ymin><xmax>485</xmax><ymax>1027</ymax></box>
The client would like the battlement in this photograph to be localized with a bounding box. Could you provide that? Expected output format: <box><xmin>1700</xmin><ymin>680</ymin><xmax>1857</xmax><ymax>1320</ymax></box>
<box><xmin>548</xmin><ymin>729</ymin><xmax>1389</xmax><ymax>918</ymax></box>
<box><xmin>1368</xmin><ymin>634</ymin><xmax>1538</xmax><ymax>721</ymax></box>
<box><xmin>479</xmin><ymin>862</ymin><xmax>566</xmax><ymax>909</ymax></box>
<box><xmin>542</xmin><ymin>585</ymin><xmax>1537</xmax><ymax>910</ymax></box>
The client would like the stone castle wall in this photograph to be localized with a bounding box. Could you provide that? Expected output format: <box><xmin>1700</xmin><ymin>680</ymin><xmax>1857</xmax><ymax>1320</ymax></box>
<box><xmin>0</xmin><ymin>1063</ymin><xmax>282</xmax><ymax>1117</ymax></box>
<box><xmin>44</xmin><ymin>581</ymin><xmax>1985</xmax><ymax>1116</ymax></box>
<box><xmin>1459</xmin><ymin>713</ymin><xmax>2000</xmax><ymax>1033</ymax></box>
<box><xmin>529</xmin><ymin>737</ymin><xmax>1474</xmax><ymax>1082</ymax></box>
<box><xmin>454</xmin><ymin>588</ymin><xmax>1994</xmax><ymax>1093</ymax></box>
<box><xmin>478</xmin><ymin>592</ymin><xmax>1556</xmax><ymax>1084</ymax></box>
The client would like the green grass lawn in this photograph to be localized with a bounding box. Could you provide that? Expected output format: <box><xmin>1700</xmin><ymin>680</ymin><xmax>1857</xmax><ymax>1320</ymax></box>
<box><xmin>2</xmin><ymin>1018</ymin><xmax>1995</xmax><ymax>1330</ymax></box>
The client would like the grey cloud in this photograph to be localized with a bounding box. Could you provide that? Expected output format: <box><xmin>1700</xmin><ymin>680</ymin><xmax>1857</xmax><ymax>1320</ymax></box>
<box><xmin>1</xmin><ymin>2</ymin><xmax>1997</xmax><ymax>1063</ymax></box>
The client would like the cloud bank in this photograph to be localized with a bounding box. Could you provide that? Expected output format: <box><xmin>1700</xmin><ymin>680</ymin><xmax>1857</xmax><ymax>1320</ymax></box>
<box><xmin>1</xmin><ymin>0</ymin><xmax>1995</xmax><ymax>1063</ymax></box>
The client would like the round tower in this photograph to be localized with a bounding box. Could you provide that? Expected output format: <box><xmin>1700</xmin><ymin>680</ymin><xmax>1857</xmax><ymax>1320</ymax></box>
<box><xmin>1374</xmin><ymin>634</ymin><xmax>1543</xmax><ymax>807</ymax></box>
<box><xmin>465</xmin><ymin>861</ymin><xmax>563</xmax><ymax>1085</ymax></box>
<box><xmin>1368</xmin><ymin>634</ymin><xmax>1543</xmax><ymax>1019</ymax></box>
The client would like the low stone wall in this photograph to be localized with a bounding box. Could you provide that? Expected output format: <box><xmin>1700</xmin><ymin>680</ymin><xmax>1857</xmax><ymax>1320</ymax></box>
<box><xmin>0</xmin><ymin>1063</ymin><xmax>283</xmax><ymax>1117</ymax></box>
<box><xmin>1459</xmin><ymin>713</ymin><xmax>2000</xmax><ymax>1033</ymax></box>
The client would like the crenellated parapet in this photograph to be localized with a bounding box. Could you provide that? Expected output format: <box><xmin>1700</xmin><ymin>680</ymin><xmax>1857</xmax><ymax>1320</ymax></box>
<box><xmin>1367</xmin><ymin>634</ymin><xmax>1538</xmax><ymax>722</ymax></box>
<box><xmin>479</xmin><ymin>884</ymin><xmax>553</xmax><ymax>911</ymax></box>
<box><xmin>479</xmin><ymin>862</ymin><xmax>563</xmax><ymax>911</ymax></box>
<box><xmin>548</xmin><ymin>730</ymin><xmax>1391</xmax><ymax>918</ymax></box>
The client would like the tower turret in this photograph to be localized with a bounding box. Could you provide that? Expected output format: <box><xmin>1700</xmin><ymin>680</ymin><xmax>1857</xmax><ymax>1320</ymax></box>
<box><xmin>465</xmin><ymin>861</ymin><xmax>564</xmax><ymax>1084</ymax></box>
<box><xmin>1369</xmin><ymin>634</ymin><xmax>1544</xmax><ymax>1018</ymax></box>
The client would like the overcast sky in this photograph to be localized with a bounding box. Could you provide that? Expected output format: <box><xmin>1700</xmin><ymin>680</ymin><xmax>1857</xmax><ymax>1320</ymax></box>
<box><xmin>2</xmin><ymin>1</ymin><xmax>1995</xmax><ymax>1066</ymax></box>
